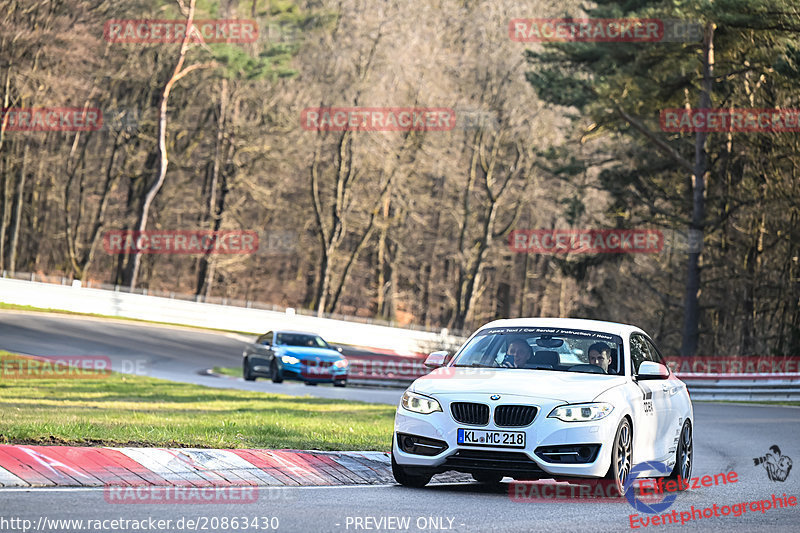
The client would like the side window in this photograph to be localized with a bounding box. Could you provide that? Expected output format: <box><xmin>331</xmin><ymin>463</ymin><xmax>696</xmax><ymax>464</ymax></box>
<box><xmin>629</xmin><ymin>334</ymin><xmax>651</xmax><ymax>375</ymax></box>
<box><xmin>644</xmin><ymin>337</ymin><xmax>668</xmax><ymax>370</ymax></box>
<box><xmin>261</xmin><ymin>331</ymin><xmax>273</xmax><ymax>346</ymax></box>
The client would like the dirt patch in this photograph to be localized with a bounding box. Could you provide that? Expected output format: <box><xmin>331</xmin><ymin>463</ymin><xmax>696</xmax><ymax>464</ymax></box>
<box><xmin>0</xmin><ymin>434</ymin><xmax>212</xmax><ymax>448</ymax></box>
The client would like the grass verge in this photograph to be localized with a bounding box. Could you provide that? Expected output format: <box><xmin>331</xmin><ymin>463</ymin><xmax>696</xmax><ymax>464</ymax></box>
<box><xmin>0</xmin><ymin>352</ymin><xmax>395</xmax><ymax>450</ymax></box>
<box><xmin>212</xmin><ymin>366</ymin><xmax>240</xmax><ymax>378</ymax></box>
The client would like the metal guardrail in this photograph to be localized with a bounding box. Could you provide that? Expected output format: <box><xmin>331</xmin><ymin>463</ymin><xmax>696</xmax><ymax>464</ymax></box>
<box><xmin>0</xmin><ymin>270</ymin><xmax>470</xmax><ymax>337</ymax></box>
<box><xmin>0</xmin><ymin>277</ymin><xmax>467</xmax><ymax>355</ymax></box>
<box><xmin>681</xmin><ymin>375</ymin><xmax>800</xmax><ymax>401</ymax></box>
<box><xmin>345</xmin><ymin>357</ymin><xmax>800</xmax><ymax>400</ymax></box>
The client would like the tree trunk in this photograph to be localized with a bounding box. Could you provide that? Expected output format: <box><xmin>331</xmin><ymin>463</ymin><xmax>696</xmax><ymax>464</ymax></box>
<box><xmin>130</xmin><ymin>0</ymin><xmax>201</xmax><ymax>290</ymax></box>
<box><xmin>196</xmin><ymin>79</ymin><xmax>228</xmax><ymax>296</ymax></box>
<box><xmin>680</xmin><ymin>23</ymin><xmax>714</xmax><ymax>357</ymax></box>
<box><xmin>8</xmin><ymin>143</ymin><xmax>28</xmax><ymax>274</ymax></box>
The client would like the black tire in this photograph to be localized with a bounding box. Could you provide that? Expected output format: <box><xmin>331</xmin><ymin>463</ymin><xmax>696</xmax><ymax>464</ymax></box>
<box><xmin>471</xmin><ymin>472</ymin><xmax>504</xmax><ymax>485</ymax></box>
<box><xmin>243</xmin><ymin>357</ymin><xmax>256</xmax><ymax>381</ymax></box>
<box><xmin>334</xmin><ymin>380</ymin><xmax>347</xmax><ymax>388</ymax></box>
<box><xmin>270</xmin><ymin>359</ymin><xmax>283</xmax><ymax>383</ymax></box>
<box><xmin>604</xmin><ymin>418</ymin><xmax>633</xmax><ymax>497</ymax></box>
<box><xmin>667</xmin><ymin>420</ymin><xmax>692</xmax><ymax>488</ymax></box>
<box><xmin>391</xmin><ymin>451</ymin><xmax>432</xmax><ymax>488</ymax></box>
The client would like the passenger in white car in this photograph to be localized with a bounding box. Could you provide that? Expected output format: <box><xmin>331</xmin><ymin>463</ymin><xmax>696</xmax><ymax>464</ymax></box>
<box><xmin>588</xmin><ymin>342</ymin><xmax>614</xmax><ymax>374</ymax></box>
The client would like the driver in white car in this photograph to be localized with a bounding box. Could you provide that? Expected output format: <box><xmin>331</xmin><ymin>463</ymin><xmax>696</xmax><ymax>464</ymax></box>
<box><xmin>500</xmin><ymin>339</ymin><xmax>534</xmax><ymax>368</ymax></box>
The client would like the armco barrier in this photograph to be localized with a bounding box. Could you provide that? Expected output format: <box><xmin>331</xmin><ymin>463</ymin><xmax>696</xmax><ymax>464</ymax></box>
<box><xmin>3</xmin><ymin>277</ymin><xmax>798</xmax><ymax>400</ymax></box>
<box><xmin>0</xmin><ymin>278</ymin><xmax>465</xmax><ymax>354</ymax></box>
<box><xmin>679</xmin><ymin>374</ymin><xmax>800</xmax><ymax>401</ymax></box>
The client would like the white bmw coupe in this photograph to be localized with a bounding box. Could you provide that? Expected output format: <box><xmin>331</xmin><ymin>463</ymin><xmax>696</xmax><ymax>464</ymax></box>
<box><xmin>392</xmin><ymin>318</ymin><xmax>693</xmax><ymax>494</ymax></box>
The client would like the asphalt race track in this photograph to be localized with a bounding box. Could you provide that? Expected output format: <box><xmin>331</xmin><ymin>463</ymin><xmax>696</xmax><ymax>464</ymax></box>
<box><xmin>1</xmin><ymin>311</ymin><xmax>799</xmax><ymax>532</ymax></box>
<box><xmin>0</xmin><ymin>310</ymin><xmax>403</xmax><ymax>404</ymax></box>
<box><xmin>1</xmin><ymin>403</ymin><xmax>798</xmax><ymax>532</ymax></box>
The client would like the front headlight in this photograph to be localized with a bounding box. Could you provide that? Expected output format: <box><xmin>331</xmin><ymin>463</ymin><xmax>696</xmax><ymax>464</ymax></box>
<box><xmin>333</xmin><ymin>359</ymin><xmax>349</xmax><ymax>369</ymax></box>
<box><xmin>401</xmin><ymin>391</ymin><xmax>442</xmax><ymax>414</ymax></box>
<box><xmin>548</xmin><ymin>402</ymin><xmax>614</xmax><ymax>422</ymax></box>
<box><xmin>281</xmin><ymin>356</ymin><xmax>300</xmax><ymax>365</ymax></box>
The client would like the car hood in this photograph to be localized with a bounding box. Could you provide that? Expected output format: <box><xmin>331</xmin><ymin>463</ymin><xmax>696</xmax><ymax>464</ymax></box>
<box><xmin>276</xmin><ymin>346</ymin><xmax>343</xmax><ymax>361</ymax></box>
<box><xmin>410</xmin><ymin>367</ymin><xmax>626</xmax><ymax>402</ymax></box>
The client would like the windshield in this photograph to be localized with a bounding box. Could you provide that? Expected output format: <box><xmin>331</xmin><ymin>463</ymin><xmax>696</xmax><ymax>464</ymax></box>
<box><xmin>275</xmin><ymin>333</ymin><xmax>330</xmax><ymax>348</ymax></box>
<box><xmin>451</xmin><ymin>326</ymin><xmax>623</xmax><ymax>375</ymax></box>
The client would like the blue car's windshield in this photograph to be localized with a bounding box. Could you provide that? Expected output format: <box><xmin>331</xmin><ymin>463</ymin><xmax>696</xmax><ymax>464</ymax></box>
<box><xmin>451</xmin><ymin>326</ymin><xmax>623</xmax><ymax>375</ymax></box>
<box><xmin>275</xmin><ymin>333</ymin><xmax>330</xmax><ymax>348</ymax></box>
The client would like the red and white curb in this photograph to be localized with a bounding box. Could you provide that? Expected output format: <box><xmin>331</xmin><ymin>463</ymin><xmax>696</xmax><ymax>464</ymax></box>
<box><xmin>0</xmin><ymin>446</ymin><xmax>468</xmax><ymax>487</ymax></box>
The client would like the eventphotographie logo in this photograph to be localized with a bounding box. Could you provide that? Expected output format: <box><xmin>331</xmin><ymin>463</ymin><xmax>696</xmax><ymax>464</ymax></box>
<box><xmin>754</xmin><ymin>445</ymin><xmax>793</xmax><ymax>482</ymax></box>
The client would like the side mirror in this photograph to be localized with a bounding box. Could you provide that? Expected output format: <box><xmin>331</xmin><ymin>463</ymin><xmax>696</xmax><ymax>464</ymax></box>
<box><xmin>424</xmin><ymin>351</ymin><xmax>450</xmax><ymax>369</ymax></box>
<box><xmin>637</xmin><ymin>361</ymin><xmax>670</xmax><ymax>380</ymax></box>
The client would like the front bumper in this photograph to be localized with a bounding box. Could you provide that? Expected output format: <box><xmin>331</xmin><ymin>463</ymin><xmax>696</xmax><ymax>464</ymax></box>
<box><xmin>250</xmin><ymin>358</ymin><xmax>347</xmax><ymax>383</ymax></box>
<box><xmin>393</xmin><ymin>395</ymin><xmax>618</xmax><ymax>479</ymax></box>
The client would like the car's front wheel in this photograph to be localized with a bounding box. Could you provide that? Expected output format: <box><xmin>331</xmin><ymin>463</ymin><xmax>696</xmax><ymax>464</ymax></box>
<box><xmin>270</xmin><ymin>360</ymin><xmax>283</xmax><ymax>383</ymax></box>
<box><xmin>391</xmin><ymin>451</ymin><xmax>432</xmax><ymax>488</ymax></box>
<box><xmin>243</xmin><ymin>357</ymin><xmax>256</xmax><ymax>381</ymax></box>
<box><xmin>333</xmin><ymin>379</ymin><xmax>347</xmax><ymax>388</ymax></box>
<box><xmin>604</xmin><ymin>418</ymin><xmax>632</xmax><ymax>496</ymax></box>
<box><xmin>667</xmin><ymin>420</ymin><xmax>692</xmax><ymax>487</ymax></box>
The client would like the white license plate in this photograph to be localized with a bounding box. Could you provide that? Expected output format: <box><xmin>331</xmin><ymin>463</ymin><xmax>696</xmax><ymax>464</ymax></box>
<box><xmin>457</xmin><ymin>428</ymin><xmax>525</xmax><ymax>448</ymax></box>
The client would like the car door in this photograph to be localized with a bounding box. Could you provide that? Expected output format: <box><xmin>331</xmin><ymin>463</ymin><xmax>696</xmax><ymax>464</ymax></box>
<box><xmin>629</xmin><ymin>334</ymin><xmax>662</xmax><ymax>464</ymax></box>
<box><xmin>250</xmin><ymin>331</ymin><xmax>273</xmax><ymax>361</ymax></box>
<box><xmin>644</xmin><ymin>336</ymin><xmax>682</xmax><ymax>462</ymax></box>
<box><xmin>631</xmin><ymin>334</ymin><xmax>672</xmax><ymax>462</ymax></box>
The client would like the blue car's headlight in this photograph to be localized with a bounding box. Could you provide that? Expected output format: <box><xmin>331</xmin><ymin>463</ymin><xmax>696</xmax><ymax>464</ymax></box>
<box><xmin>548</xmin><ymin>402</ymin><xmax>614</xmax><ymax>422</ymax></box>
<box><xmin>401</xmin><ymin>391</ymin><xmax>442</xmax><ymax>414</ymax></box>
<box><xmin>281</xmin><ymin>356</ymin><xmax>300</xmax><ymax>365</ymax></box>
<box><xmin>333</xmin><ymin>359</ymin><xmax>349</xmax><ymax>369</ymax></box>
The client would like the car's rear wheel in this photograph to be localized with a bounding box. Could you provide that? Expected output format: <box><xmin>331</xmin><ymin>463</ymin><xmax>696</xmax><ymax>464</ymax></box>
<box><xmin>270</xmin><ymin>360</ymin><xmax>283</xmax><ymax>383</ymax></box>
<box><xmin>667</xmin><ymin>420</ymin><xmax>692</xmax><ymax>487</ymax></box>
<box><xmin>604</xmin><ymin>418</ymin><xmax>632</xmax><ymax>497</ymax></box>
<box><xmin>243</xmin><ymin>357</ymin><xmax>255</xmax><ymax>381</ymax></box>
<box><xmin>391</xmin><ymin>451</ymin><xmax>432</xmax><ymax>488</ymax></box>
<box><xmin>471</xmin><ymin>472</ymin><xmax>503</xmax><ymax>485</ymax></box>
